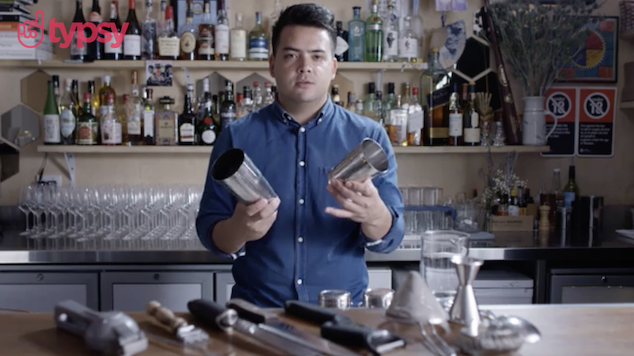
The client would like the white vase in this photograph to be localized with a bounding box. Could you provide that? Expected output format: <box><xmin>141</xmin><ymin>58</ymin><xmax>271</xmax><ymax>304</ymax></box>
<box><xmin>522</xmin><ymin>96</ymin><xmax>558</xmax><ymax>146</ymax></box>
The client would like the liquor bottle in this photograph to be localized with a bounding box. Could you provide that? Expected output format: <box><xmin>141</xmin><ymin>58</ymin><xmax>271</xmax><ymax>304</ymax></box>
<box><xmin>199</xmin><ymin>92</ymin><xmax>219</xmax><ymax>145</ymax></box>
<box><xmin>178</xmin><ymin>92</ymin><xmax>196</xmax><ymax>145</ymax></box>
<box><xmin>383</xmin><ymin>82</ymin><xmax>395</xmax><ymax>114</ymax></box>
<box><xmin>364</xmin><ymin>2</ymin><xmax>383</xmax><ymax>62</ymax></box>
<box><xmin>448</xmin><ymin>83</ymin><xmax>463</xmax><ymax>146</ymax></box>
<box><xmin>100</xmin><ymin>92</ymin><xmax>122</xmax><ymax>146</ymax></box>
<box><xmin>248</xmin><ymin>12</ymin><xmax>268</xmax><ymax>61</ymax></box>
<box><xmin>179</xmin><ymin>0</ymin><xmax>198</xmax><ymax>60</ymax></box>
<box><xmin>508</xmin><ymin>188</ymin><xmax>520</xmax><ymax>217</ymax></box>
<box><xmin>347</xmin><ymin>6</ymin><xmax>364</xmax><ymax>62</ymax></box>
<box><xmin>43</xmin><ymin>80</ymin><xmax>61</xmax><ymax>145</ymax></box>
<box><xmin>563</xmin><ymin>165</ymin><xmax>580</xmax><ymax>209</ymax></box>
<box><xmin>72</xmin><ymin>80</ymin><xmax>82</xmax><ymax>116</ymax></box>
<box><xmin>220</xmin><ymin>81</ymin><xmax>236</xmax><ymax>129</ymax></box>
<box><xmin>155</xmin><ymin>96</ymin><xmax>178</xmax><ymax>145</ymax></box>
<box><xmin>399</xmin><ymin>16</ymin><xmax>419</xmax><ymax>62</ymax></box>
<box><xmin>59</xmin><ymin>79</ymin><xmax>78</xmax><ymax>145</ymax></box>
<box><xmin>70</xmin><ymin>0</ymin><xmax>89</xmax><ymax>62</ymax></box>
<box><xmin>421</xmin><ymin>48</ymin><xmax>450</xmax><ymax>146</ymax></box>
<box><xmin>230</xmin><ymin>13</ymin><xmax>247</xmax><ymax>61</ymax></box>
<box><xmin>99</xmin><ymin>75</ymin><xmax>116</xmax><ymax>117</ymax></box>
<box><xmin>238</xmin><ymin>86</ymin><xmax>253</xmax><ymax>119</ymax></box>
<box><xmin>374</xmin><ymin>90</ymin><xmax>384</xmax><ymax>125</ymax></box>
<box><xmin>263</xmin><ymin>82</ymin><xmax>274</xmax><ymax>106</ymax></box>
<box><xmin>383</xmin><ymin>1</ymin><xmax>398</xmax><ymax>62</ymax></box>
<box><xmin>214</xmin><ymin>0</ymin><xmax>230</xmax><ymax>60</ymax></box>
<box><xmin>346</xmin><ymin>91</ymin><xmax>356</xmax><ymax>112</ymax></box>
<box><xmin>387</xmin><ymin>95</ymin><xmax>407</xmax><ymax>146</ymax></box>
<box><xmin>158</xmin><ymin>5</ymin><xmax>180</xmax><ymax>60</ymax></box>
<box><xmin>88</xmin><ymin>0</ymin><xmax>103</xmax><ymax>61</ymax></box>
<box><xmin>142</xmin><ymin>0</ymin><xmax>157</xmax><ymax>59</ymax></box>
<box><xmin>126</xmin><ymin>71</ymin><xmax>143</xmax><ymax>145</ymax></box>
<box><xmin>104</xmin><ymin>1</ymin><xmax>123</xmax><ymax>60</ymax></box>
<box><xmin>331</xmin><ymin>85</ymin><xmax>342</xmax><ymax>106</ymax></box>
<box><xmin>552</xmin><ymin>168</ymin><xmax>563</xmax><ymax>208</ymax></box>
<box><xmin>363</xmin><ymin>82</ymin><xmax>376</xmax><ymax>118</ymax></box>
<box><xmin>77</xmin><ymin>92</ymin><xmax>99</xmax><ymax>145</ymax></box>
<box><xmin>252</xmin><ymin>81</ymin><xmax>263</xmax><ymax>109</ymax></box>
<box><xmin>463</xmin><ymin>82</ymin><xmax>481</xmax><ymax>146</ymax></box>
<box><xmin>197</xmin><ymin>0</ymin><xmax>214</xmax><ymax>60</ymax></box>
<box><xmin>407</xmin><ymin>87</ymin><xmax>423</xmax><ymax>146</ymax></box>
<box><xmin>335</xmin><ymin>21</ymin><xmax>349</xmax><ymax>62</ymax></box>
<box><xmin>88</xmin><ymin>80</ymin><xmax>99</xmax><ymax>116</ymax></box>
<box><xmin>124</xmin><ymin>0</ymin><xmax>142</xmax><ymax>60</ymax></box>
<box><xmin>52</xmin><ymin>75</ymin><xmax>61</xmax><ymax>108</ymax></box>
<box><xmin>268</xmin><ymin>0</ymin><xmax>282</xmax><ymax>52</ymax></box>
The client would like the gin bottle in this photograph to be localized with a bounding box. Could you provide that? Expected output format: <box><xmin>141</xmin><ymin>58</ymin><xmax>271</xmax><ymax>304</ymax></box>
<box><xmin>347</xmin><ymin>7</ymin><xmax>364</xmax><ymax>62</ymax></box>
<box><xmin>383</xmin><ymin>1</ymin><xmax>398</xmax><ymax>62</ymax></box>
<box><xmin>248</xmin><ymin>12</ymin><xmax>268</xmax><ymax>61</ymax></box>
<box><xmin>399</xmin><ymin>16</ymin><xmax>419</xmax><ymax>62</ymax></box>
<box><xmin>364</xmin><ymin>2</ymin><xmax>383</xmax><ymax>62</ymax></box>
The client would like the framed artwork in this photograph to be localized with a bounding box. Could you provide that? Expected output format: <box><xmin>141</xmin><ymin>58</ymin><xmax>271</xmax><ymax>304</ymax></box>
<box><xmin>556</xmin><ymin>16</ymin><xmax>619</xmax><ymax>83</ymax></box>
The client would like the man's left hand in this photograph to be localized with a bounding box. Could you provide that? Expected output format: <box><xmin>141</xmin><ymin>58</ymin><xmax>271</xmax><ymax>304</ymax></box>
<box><xmin>325</xmin><ymin>179</ymin><xmax>392</xmax><ymax>240</ymax></box>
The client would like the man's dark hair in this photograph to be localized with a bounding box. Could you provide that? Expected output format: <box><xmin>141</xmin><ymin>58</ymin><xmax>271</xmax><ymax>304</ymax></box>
<box><xmin>271</xmin><ymin>3</ymin><xmax>337</xmax><ymax>57</ymax></box>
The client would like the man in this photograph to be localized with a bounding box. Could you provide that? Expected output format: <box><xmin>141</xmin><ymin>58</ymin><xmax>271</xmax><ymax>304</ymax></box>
<box><xmin>196</xmin><ymin>3</ymin><xmax>404</xmax><ymax>308</ymax></box>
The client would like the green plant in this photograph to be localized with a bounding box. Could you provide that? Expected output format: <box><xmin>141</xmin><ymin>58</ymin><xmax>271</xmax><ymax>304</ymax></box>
<box><xmin>487</xmin><ymin>0</ymin><xmax>603</xmax><ymax>97</ymax></box>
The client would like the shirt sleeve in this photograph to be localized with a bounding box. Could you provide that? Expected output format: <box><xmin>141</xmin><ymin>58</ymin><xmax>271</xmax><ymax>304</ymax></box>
<box><xmin>360</xmin><ymin>125</ymin><xmax>405</xmax><ymax>254</ymax></box>
<box><xmin>195</xmin><ymin>127</ymin><xmax>244</xmax><ymax>260</ymax></box>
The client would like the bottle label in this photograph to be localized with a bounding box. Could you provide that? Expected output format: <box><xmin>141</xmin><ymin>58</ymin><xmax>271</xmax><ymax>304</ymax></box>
<box><xmin>198</xmin><ymin>28</ymin><xmax>215</xmax><ymax>55</ymax></box>
<box><xmin>127</xmin><ymin>102</ymin><xmax>142</xmax><ymax>135</ymax></box>
<box><xmin>563</xmin><ymin>192</ymin><xmax>576</xmax><ymax>208</ymax></box>
<box><xmin>215</xmin><ymin>24</ymin><xmax>230</xmax><ymax>54</ymax></box>
<box><xmin>60</xmin><ymin>109</ymin><xmax>76</xmax><ymax>138</ymax></box>
<box><xmin>470</xmin><ymin>111</ymin><xmax>480</xmax><ymax>128</ymax></box>
<box><xmin>179</xmin><ymin>123</ymin><xmax>195</xmax><ymax>142</ymax></box>
<box><xmin>398</xmin><ymin>38</ymin><xmax>419</xmax><ymax>58</ymax></box>
<box><xmin>43</xmin><ymin>114</ymin><xmax>61</xmax><ymax>143</ymax></box>
<box><xmin>463</xmin><ymin>128</ymin><xmax>481</xmax><ymax>143</ymax></box>
<box><xmin>248</xmin><ymin>38</ymin><xmax>268</xmax><ymax>60</ymax></box>
<box><xmin>407</xmin><ymin>110</ymin><xmax>424</xmax><ymax>133</ymax></box>
<box><xmin>366</xmin><ymin>24</ymin><xmax>381</xmax><ymax>31</ymax></box>
<box><xmin>181</xmin><ymin>32</ymin><xmax>196</xmax><ymax>54</ymax></box>
<box><xmin>123</xmin><ymin>34</ymin><xmax>141</xmax><ymax>56</ymax></box>
<box><xmin>384</xmin><ymin>30</ymin><xmax>398</xmax><ymax>56</ymax></box>
<box><xmin>77</xmin><ymin>122</ymin><xmax>98</xmax><ymax>144</ymax></box>
<box><xmin>335</xmin><ymin>36</ymin><xmax>349</xmax><ymax>56</ymax></box>
<box><xmin>449</xmin><ymin>113</ymin><xmax>462</xmax><ymax>137</ymax></box>
<box><xmin>158</xmin><ymin>37</ymin><xmax>180</xmax><ymax>57</ymax></box>
<box><xmin>155</xmin><ymin>111</ymin><xmax>177</xmax><ymax>145</ymax></box>
<box><xmin>143</xmin><ymin>23</ymin><xmax>156</xmax><ymax>56</ymax></box>
<box><xmin>143</xmin><ymin>110</ymin><xmax>155</xmax><ymax>139</ymax></box>
<box><xmin>101</xmin><ymin>119</ymin><xmax>121</xmax><ymax>145</ymax></box>
<box><xmin>105</xmin><ymin>32</ymin><xmax>123</xmax><ymax>54</ymax></box>
<box><xmin>201</xmin><ymin>129</ymin><xmax>216</xmax><ymax>144</ymax></box>
<box><xmin>220</xmin><ymin>110</ymin><xmax>236</xmax><ymax>128</ymax></box>
<box><xmin>70</xmin><ymin>32</ymin><xmax>88</xmax><ymax>56</ymax></box>
<box><xmin>230</xmin><ymin>30</ymin><xmax>246</xmax><ymax>58</ymax></box>
<box><xmin>89</xmin><ymin>11</ymin><xmax>102</xmax><ymax>22</ymax></box>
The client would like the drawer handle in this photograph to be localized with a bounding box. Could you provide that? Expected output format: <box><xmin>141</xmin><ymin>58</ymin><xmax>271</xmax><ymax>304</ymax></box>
<box><xmin>602</xmin><ymin>276</ymin><xmax>607</xmax><ymax>283</ymax></box>
<box><xmin>153</xmin><ymin>274</ymin><xmax>160</xmax><ymax>280</ymax></box>
<box><xmin>36</xmin><ymin>274</ymin><xmax>44</xmax><ymax>281</ymax></box>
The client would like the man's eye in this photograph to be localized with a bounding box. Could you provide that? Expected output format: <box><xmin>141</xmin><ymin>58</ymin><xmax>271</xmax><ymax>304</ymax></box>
<box><xmin>285</xmin><ymin>54</ymin><xmax>296</xmax><ymax>59</ymax></box>
<box><xmin>314</xmin><ymin>55</ymin><xmax>323</xmax><ymax>60</ymax></box>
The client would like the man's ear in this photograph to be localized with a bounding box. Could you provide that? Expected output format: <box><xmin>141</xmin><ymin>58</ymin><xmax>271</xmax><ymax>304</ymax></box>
<box><xmin>331</xmin><ymin>56</ymin><xmax>337</xmax><ymax>80</ymax></box>
<box><xmin>269</xmin><ymin>53</ymin><xmax>275</xmax><ymax>78</ymax></box>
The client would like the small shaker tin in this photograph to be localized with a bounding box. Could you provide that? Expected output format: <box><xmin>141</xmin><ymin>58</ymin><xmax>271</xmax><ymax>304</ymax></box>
<box><xmin>363</xmin><ymin>288</ymin><xmax>394</xmax><ymax>309</ymax></box>
<box><xmin>318</xmin><ymin>290</ymin><xmax>351</xmax><ymax>310</ymax></box>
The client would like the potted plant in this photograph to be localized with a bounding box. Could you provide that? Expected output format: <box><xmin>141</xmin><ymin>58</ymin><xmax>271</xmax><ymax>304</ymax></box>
<box><xmin>486</xmin><ymin>0</ymin><xmax>603</xmax><ymax>146</ymax></box>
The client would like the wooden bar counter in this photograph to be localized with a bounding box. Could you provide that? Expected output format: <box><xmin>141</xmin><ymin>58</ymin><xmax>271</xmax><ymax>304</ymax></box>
<box><xmin>0</xmin><ymin>303</ymin><xmax>631</xmax><ymax>356</ymax></box>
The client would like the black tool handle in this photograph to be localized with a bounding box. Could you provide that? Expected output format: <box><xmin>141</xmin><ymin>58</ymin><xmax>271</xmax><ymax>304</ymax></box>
<box><xmin>284</xmin><ymin>300</ymin><xmax>352</xmax><ymax>325</ymax></box>
<box><xmin>187</xmin><ymin>299</ymin><xmax>234</xmax><ymax>331</ymax></box>
<box><xmin>320</xmin><ymin>321</ymin><xmax>375</xmax><ymax>352</ymax></box>
<box><xmin>226</xmin><ymin>298</ymin><xmax>270</xmax><ymax>324</ymax></box>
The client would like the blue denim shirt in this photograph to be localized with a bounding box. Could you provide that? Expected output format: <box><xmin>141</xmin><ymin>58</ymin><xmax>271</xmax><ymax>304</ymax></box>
<box><xmin>196</xmin><ymin>98</ymin><xmax>404</xmax><ymax>307</ymax></box>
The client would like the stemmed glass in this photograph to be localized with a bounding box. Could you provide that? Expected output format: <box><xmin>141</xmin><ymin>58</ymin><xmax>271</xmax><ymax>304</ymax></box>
<box><xmin>18</xmin><ymin>185</ymin><xmax>34</xmax><ymax>238</ymax></box>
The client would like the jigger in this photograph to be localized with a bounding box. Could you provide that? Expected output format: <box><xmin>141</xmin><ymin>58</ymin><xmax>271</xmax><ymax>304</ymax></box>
<box><xmin>449</xmin><ymin>255</ymin><xmax>484</xmax><ymax>337</ymax></box>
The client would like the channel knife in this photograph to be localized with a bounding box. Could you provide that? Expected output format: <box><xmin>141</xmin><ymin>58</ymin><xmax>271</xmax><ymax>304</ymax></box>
<box><xmin>187</xmin><ymin>299</ymin><xmax>320</xmax><ymax>356</ymax></box>
<box><xmin>227</xmin><ymin>298</ymin><xmax>363</xmax><ymax>356</ymax></box>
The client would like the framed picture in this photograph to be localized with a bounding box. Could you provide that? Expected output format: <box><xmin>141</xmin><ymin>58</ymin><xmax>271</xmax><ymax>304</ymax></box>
<box><xmin>555</xmin><ymin>16</ymin><xmax>619</xmax><ymax>83</ymax></box>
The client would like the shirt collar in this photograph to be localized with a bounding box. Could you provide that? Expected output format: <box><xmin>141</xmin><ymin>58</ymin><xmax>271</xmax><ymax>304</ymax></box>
<box><xmin>270</xmin><ymin>94</ymin><xmax>335</xmax><ymax>128</ymax></box>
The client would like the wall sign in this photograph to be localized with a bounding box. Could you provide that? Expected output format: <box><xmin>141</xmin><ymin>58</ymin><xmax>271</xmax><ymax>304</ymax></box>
<box><xmin>577</xmin><ymin>87</ymin><xmax>616</xmax><ymax>157</ymax></box>
<box><xmin>542</xmin><ymin>87</ymin><xmax>577</xmax><ymax>157</ymax></box>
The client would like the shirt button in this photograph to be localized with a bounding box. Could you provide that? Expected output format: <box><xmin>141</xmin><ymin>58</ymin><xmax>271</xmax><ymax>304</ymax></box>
<box><xmin>298</xmin><ymin>237</ymin><xmax>304</xmax><ymax>242</ymax></box>
<box><xmin>299</xmin><ymin>161</ymin><xmax>305</xmax><ymax>167</ymax></box>
<box><xmin>300</xmin><ymin>127</ymin><xmax>306</xmax><ymax>133</ymax></box>
<box><xmin>318</xmin><ymin>118</ymin><xmax>323</xmax><ymax>123</ymax></box>
<box><xmin>299</xmin><ymin>199</ymin><xmax>304</xmax><ymax>205</ymax></box>
<box><xmin>297</xmin><ymin>279</ymin><xmax>303</xmax><ymax>285</ymax></box>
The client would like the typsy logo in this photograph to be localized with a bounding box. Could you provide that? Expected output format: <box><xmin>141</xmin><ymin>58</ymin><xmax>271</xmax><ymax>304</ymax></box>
<box><xmin>18</xmin><ymin>10</ymin><xmax>129</xmax><ymax>49</ymax></box>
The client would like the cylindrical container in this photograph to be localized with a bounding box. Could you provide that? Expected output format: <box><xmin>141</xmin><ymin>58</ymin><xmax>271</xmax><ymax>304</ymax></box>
<box><xmin>327</xmin><ymin>138</ymin><xmax>389</xmax><ymax>182</ymax></box>
<box><xmin>363</xmin><ymin>288</ymin><xmax>394</xmax><ymax>309</ymax></box>
<box><xmin>210</xmin><ymin>148</ymin><xmax>277</xmax><ymax>204</ymax></box>
<box><xmin>318</xmin><ymin>290</ymin><xmax>351</xmax><ymax>310</ymax></box>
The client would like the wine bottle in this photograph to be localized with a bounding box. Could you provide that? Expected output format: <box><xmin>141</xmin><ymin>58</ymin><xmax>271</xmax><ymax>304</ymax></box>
<box><xmin>104</xmin><ymin>1</ymin><xmax>123</xmax><ymax>60</ymax></box>
<box><xmin>124</xmin><ymin>0</ymin><xmax>142</xmax><ymax>60</ymax></box>
<box><xmin>43</xmin><ymin>81</ymin><xmax>61</xmax><ymax>145</ymax></box>
<box><xmin>70</xmin><ymin>0</ymin><xmax>89</xmax><ymax>62</ymax></box>
<box><xmin>88</xmin><ymin>0</ymin><xmax>103</xmax><ymax>61</ymax></box>
<box><xmin>563</xmin><ymin>165</ymin><xmax>580</xmax><ymax>209</ymax></box>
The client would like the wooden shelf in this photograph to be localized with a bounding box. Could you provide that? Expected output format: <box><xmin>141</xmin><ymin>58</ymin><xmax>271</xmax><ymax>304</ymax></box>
<box><xmin>38</xmin><ymin>145</ymin><xmax>549</xmax><ymax>154</ymax></box>
<box><xmin>0</xmin><ymin>59</ymin><xmax>423</xmax><ymax>72</ymax></box>
<box><xmin>620</xmin><ymin>101</ymin><xmax>634</xmax><ymax>110</ymax></box>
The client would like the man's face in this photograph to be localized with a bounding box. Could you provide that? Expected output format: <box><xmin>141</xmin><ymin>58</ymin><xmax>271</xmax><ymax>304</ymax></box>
<box><xmin>269</xmin><ymin>25</ymin><xmax>337</xmax><ymax>106</ymax></box>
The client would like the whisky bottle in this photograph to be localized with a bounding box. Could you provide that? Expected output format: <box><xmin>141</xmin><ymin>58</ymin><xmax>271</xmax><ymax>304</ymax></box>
<box><xmin>77</xmin><ymin>92</ymin><xmax>99</xmax><ymax>145</ymax></box>
<box><xmin>155</xmin><ymin>96</ymin><xmax>178</xmax><ymax>146</ymax></box>
<box><xmin>179</xmin><ymin>0</ymin><xmax>198</xmax><ymax>60</ymax></box>
<box><xmin>178</xmin><ymin>92</ymin><xmax>197</xmax><ymax>145</ymax></box>
<box><xmin>100</xmin><ymin>92</ymin><xmax>122</xmax><ymax>146</ymax></box>
<box><xmin>387</xmin><ymin>95</ymin><xmax>408</xmax><ymax>146</ymax></box>
<box><xmin>463</xmin><ymin>82</ymin><xmax>481</xmax><ymax>146</ymax></box>
<box><xmin>197</xmin><ymin>0</ymin><xmax>214</xmax><ymax>60</ymax></box>
<box><xmin>248</xmin><ymin>12</ymin><xmax>268</xmax><ymax>61</ymax></box>
<box><xmin>448</xmin><ymin>83</ymin><xmax>463</xmax><ymax>146</ymax></box>
<box><xmin>421</xmin><ymin>48</ymin><xmax>450</xmax><ymax>146</ymax></box>
<box><xmin>158</xmin><ymin>5</ymin><xmax>180</xmax><ymax>60</ymax></box>
<box><xmin>43</xmin><ymin>81</ymin><xmax>61</xmax><ymax>145</ymax></box>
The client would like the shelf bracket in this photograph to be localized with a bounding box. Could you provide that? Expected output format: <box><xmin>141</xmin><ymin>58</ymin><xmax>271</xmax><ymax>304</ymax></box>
<box><xmin>64</xmin><ymin>152</ymin><xmax>75</xmax><ymax>187</ymax></box>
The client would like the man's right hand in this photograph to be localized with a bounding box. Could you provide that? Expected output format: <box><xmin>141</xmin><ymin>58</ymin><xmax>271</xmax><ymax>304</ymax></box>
<box><xmin>232</xmin><ymin>197</ymin><xmax>281</xmax><ymax>242</ymax></box>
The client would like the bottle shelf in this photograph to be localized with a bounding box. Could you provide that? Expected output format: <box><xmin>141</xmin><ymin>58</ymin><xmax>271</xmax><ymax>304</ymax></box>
<box><xmin>0</xmin><ymin>59</ymin><xmax>424</xmax><ymax>72</ymax></box>
<box><xmin>37</xmin><ymin>144</ymin><xmax>549</xmax><ymax>154</ymax></box>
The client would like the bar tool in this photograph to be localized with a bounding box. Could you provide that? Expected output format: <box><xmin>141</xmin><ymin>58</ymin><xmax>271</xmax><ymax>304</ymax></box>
<box><xmin>327</xmin><ymin>138</ymin><xmax>389</xmax><ymax>182</ymax></box>
<box><xmin>54</xmin><ymin>300</ymin><xmax>148</xmax><ymax>356</ymax></box>
<box><xmin>146</xmin><ymin>300</ymin><xmax>209</xmax><ymax>344</ymax></box>
<box><xmin>210</xmin><ymin>148</ymin><xmax>277</xmax><ymax>204</ymax></box>
<box><xmin>318</xmin><ymin>290</ymin><xmax>352</xmax><ymax>310</ymax></box>
<box><xmin>455</xmin><ymin>312</ymin><xmax>541</xmax><ymax>355</ymax></box>
<box><xmin>363</xmin><ymin>288</ymin><xmax>394</xmax><ymax>309</ymax></box>
<box><xmin>448</xmin><ymin>255</ymin><xmax>484</xmax><ymax>337</ymax></box>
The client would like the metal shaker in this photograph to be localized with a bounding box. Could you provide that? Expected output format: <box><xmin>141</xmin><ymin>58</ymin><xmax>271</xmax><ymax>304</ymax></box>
<box><xmin>327</xmin><ymin>138</ymin><xmax>389</xmax><ymax>182</ymax></box>
<box><xmin>363</xmin><ymin>288</ymin><xmax>394</xmax><ymax>309</ymax></box>
<box><xmin>318</xmin><ymin>290</ymin><xmax>351</xmax><ymax>310</ymax></box>
<box><xmin>210</xmin><ymin>148</ymin><xmax>278</xmax><ymax>204</ymax></box>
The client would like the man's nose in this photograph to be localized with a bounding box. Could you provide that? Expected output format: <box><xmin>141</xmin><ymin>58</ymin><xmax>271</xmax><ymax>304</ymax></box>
<box><xmin>297</xmin><ymin>56</ymin><xmax>313</xmax><ymax>73</ymax></box>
